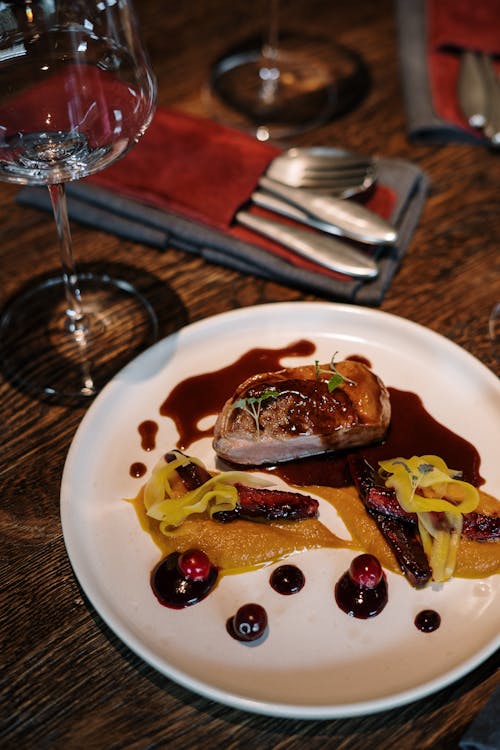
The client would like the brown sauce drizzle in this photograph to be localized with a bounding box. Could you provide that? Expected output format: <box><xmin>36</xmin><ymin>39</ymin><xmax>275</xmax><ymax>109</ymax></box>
<box><xmin>129</xmin><ymin>420</ymin><xmax>159</xmax><ymax>477</ymax></box>
<box><xmin>138</xmin><ymin>420</ymin><xmax>158</xmax><ymax>451</ymax></box>
<box><xmin>130</xmin><ymin>462</ymin><xmax>147</xmax><ymax>478</ymax></box>
<box><xmin>159</xmin><ymin>339</ymin><xmax>315</xmax><ymax>449</ymax></box>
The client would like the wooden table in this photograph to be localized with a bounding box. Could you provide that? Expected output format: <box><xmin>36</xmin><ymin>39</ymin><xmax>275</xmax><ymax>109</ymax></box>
<box><xmin>1</xmin><ymin>1</ymin><xmax>499</xmax><ymax>748</ymax></box>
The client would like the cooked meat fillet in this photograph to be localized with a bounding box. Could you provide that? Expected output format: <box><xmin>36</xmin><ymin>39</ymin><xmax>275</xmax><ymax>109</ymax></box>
<box><xmin>213</xmin><ymin>360</ymin><xmax>391</xmax><ymax>465</ymax></box>
<box><xmin>369</xmin><ymin>511</ymin><xmax>432</xmax><ymax>588</ymax></box>
<box><xmin>214</xmin><ymin>483</ymin><xmax>319</xmax><ymax>522</ymax></box>
<box><xmin>348</xmin><ymin>455</ymin><xmax>432</xmax><ymax>587</ymax></box>
<box><xmin>165</xmin><ymin>450</ymin><xmax>319</xmax><ymax>523</ymax></box>
<box><xmin>457</xmin><ymin>512</ymin><xmax>499</xmax><ymax>541</ymax></box>
<box><xmin>165</xmin><ymin>451</ymin><xmax>212</xmax><ymax>489</ymax></box>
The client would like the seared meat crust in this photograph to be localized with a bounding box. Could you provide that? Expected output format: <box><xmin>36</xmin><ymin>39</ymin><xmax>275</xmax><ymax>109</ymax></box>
<box><xmin>213</xmin><ymin>360</ymin><xmax>391</xmax><ymax>465</ymax></box>
<box><xmin>213</xmin><ymin>484</ymin><xmax>319</xmax><ymax>523</ymax></box>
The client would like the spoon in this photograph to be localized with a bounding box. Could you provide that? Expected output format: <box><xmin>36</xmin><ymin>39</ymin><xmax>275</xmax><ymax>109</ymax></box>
<box><xmin>266</xmin><ymin>147</ymin><xmax>377</xmax><ymax>197</ymax></box>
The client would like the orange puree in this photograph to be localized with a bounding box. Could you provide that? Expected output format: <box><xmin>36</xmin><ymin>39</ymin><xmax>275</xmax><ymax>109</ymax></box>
<box><xmin>131</xmin><ymin>488</ymin><xmax>354</xmax><ymax>573</ymax></box>
<box><xmin>131</xmin><ymin>485</ymin><xmax>499</xmax><ymax>579</ymax></box>
<box><xmin>308</xmin><ymin>485</ymin><xmax>500</xmax><ymax>579</ymax></box>
<box><xmin>303</xmin><ymin>485</ymin><xmax>403</xmax><ymax>575</ymax></box>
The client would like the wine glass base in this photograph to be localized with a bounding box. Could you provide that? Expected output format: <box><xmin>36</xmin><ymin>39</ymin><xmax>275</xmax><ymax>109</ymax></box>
<box><xmin>0</xmin><ymin>271</ymin><xmax>159</xmax><ymax>400</ymax></box>
<box><xmin>205</xmin><ymin>34</ymin><xmax>370</xmax><ymax>140</ymax></box>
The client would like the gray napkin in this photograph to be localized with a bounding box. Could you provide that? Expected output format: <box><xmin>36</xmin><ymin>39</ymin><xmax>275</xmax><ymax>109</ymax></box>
<box><xmin>395</xmin><ymin>0</ymin><xmax>482</xmax><ymax>145</ymax></box>
<box><xmin>17</xmin><ymin>157</ymin><xmax>428</xmax><ymax>306</ymax></box>
<box><xmin>459</xmin><ymin>685</ymin><xmax>500</xmax><ymax>750</ymax></box>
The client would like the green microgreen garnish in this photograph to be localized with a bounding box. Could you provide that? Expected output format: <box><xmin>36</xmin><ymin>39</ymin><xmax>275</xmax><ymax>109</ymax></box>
<box><xmin>232</xmin><ymin>389</ymin><xmax>279</xmax><ymax>436</ymax></box>
<box><xmin>315</xmin><ymin>352</ymin><xmax>356</xmax><ymax>392</ymax></box>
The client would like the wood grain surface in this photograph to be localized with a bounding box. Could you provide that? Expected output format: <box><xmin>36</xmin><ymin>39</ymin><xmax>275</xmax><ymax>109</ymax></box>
<box><xmin>1</xmin><ymin>1</ymin><xmax>499</xmax><ymax>748</ymax></box>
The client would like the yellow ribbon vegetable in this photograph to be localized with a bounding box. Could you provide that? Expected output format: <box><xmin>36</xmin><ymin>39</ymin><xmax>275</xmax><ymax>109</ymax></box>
<box><xmin>144</xmin><ymin>451</ymin><xmax>268</xmax><ymax>536</ymax></box>
<box><xmin>378</xmin><ymin>455</ymin><xmax>479</xmax><ymax>582</ymax></box>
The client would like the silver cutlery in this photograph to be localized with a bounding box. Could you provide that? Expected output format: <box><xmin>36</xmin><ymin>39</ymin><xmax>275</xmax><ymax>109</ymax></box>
<box><xmin>266</xmin><ymin>147</ymin><xmax>377</xmax><ymax>197</ymax></box>
<box><xmin>235</xmin><ymin>210</ymin><xmax>378</xmax><ymax>279</ymax></box>
<box><xmin>479</xmin><ymin>53</ymin><xmax>500</xmax><ymax>145</ymax></box>
<box><xmin>251</xmin><ymin>188</ymin><xmax>382</xmax><ymax>240</ymax></box>
<box><xmin>235</xmin><ymin>145</ymin><xmax>394</xmax><ymax>279</ymax></box>
<box><xmin>458</xmin><ymin>50</ymin><xmax>500</xmax><ymax>146</ymax></box>
<box><xmin>257</xmin><ymin>174</ymin><xmax>397</xmax><ymax>246</ymax></box>
<box><xmin>458</xmin><ymin>50</ymin><xmax>488</xmax><ymax>127</ymax></box>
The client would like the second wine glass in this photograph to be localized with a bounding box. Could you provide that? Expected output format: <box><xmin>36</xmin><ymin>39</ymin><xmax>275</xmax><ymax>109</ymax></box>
<box><xmin>207</xmin><ymin>0</ymin><xmax>365</xmax><ymax>140</ymax></box>
<box><xmin>0</xmin><ymin>0</ymin><xmax>157</xmax><ymax>399</ymax></box>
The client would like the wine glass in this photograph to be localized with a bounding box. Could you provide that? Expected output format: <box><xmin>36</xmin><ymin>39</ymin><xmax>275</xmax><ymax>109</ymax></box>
<box><xmin>0</xmin><ymin>0</ymin><xmax>157</xmax><ymax>399</ymax></box>
<box><xmin>206</xmin><ymin>0</ymin><xmax>367</xmax><ymax>141</ymax></box>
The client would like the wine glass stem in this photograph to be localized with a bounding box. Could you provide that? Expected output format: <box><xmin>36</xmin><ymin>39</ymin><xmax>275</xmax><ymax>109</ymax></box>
<box><xmin>264</xmin><ymin>0</ymin><xmax>280</xmax><ymax>60</ymax></box>
<box><xmin>47</xmin><ymin>183</ymin><xmax>86</xmax><ymax>334</ymax></box>
<box><xmin>260</xmin><ymin>0</ymin><xmax>281</xmax><ymax>105</ymax></box>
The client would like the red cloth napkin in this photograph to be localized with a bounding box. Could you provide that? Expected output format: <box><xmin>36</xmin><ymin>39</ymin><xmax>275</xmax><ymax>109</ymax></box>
<box><xmin>90</xmin><ymin>107</ymin><xmax>281</xmax><ymax>230</ymax></box>
<box><xmin>90</xmin><ymin>108</ymin><xmax>396</xmax><ymax>281</ymax></box>
<box><xmin>427</xmin><ymin>0</ymin><xmax>500</xmax><ymax>132</ymax></box>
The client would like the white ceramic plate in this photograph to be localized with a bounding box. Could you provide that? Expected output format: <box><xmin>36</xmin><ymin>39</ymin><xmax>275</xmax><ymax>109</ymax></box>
<box><xmin>61</xmin><ymin>302</ymin><xmax>500</xmax><ymax>719</ymax></box>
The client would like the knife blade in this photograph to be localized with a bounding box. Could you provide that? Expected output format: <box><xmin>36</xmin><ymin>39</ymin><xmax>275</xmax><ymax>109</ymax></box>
<box><xmin>251</xmin><ymin>187</ymin><xmax>395</xmax><ymax>245</ymax></box>
<box><xmin>235</xmin><ymin>210</ymin><xmax>378</xmax><ymax>280</ymax></box>
<box><xmin>458</xmin><ymin>50</ymin><xmax>488</xmax><ymax>127</ymax></box>
<box><xmin>458</xmin><ymin>50</ymin><xmax>500</xmax><ymax>146</ymax></box>
<box><xmin>258</xmin><ymin>175</ymin><xmax>397</xmax><ymax>246</ymax></box>
<box><xmin>478</xmin><ymin>53</ymin><xmax>500</xmax><ymax>146</ymax></box>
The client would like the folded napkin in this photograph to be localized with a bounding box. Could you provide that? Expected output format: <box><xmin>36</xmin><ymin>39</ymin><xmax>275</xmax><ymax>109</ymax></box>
<box><xmin>396</xmin><ymin>0</ymin><xmax>500</xmax><ymax>144</ymax></box>
<box><xmin>459</xmin><ymin>685</ymin><xmax>500</xmax><ymax>750</ymax></box>
<box><xmin>17</xmin><ymin>108</ymin><xmax>428</xmax><ymax>305</ymax></box>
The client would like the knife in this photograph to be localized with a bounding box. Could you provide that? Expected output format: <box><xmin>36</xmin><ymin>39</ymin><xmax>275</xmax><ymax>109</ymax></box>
<box><xmin>478</xmin><ymin>53</ymin><xmax>500</xmax><ymax>146</ymax></box>
<box><xmin>458</xmin><ymin>50</ymin><xmax>500</xmax><ymax>145</ymax></box>
<box><xmin>258</xmin><ymin>174</ymin><xmax>398</xmax><ymax>246</ymax></box>
<box><xmin>251</xmin><ymin>187</ymin><xmax>395</xmax><ymax>244</ymax></box>
<box><xmin>458</xmin><ymin>50</ymin><xmax>488</xmax><ymax>127</ymax></box>
<box><xmin>235</xmin><ymin>210</ymin><xmax>379</xmax><ymax>279</ymax></box>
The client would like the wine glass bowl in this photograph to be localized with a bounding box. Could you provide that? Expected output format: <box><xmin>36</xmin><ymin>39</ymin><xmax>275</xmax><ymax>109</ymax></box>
<box><xmin>1</xmin><ymin>2</ymin><xmax>156</xmax><ymax>185</ymax></box>
<box><xmin>0</xmin><ymin>0</ymin><xmax>158</xmax><ymax>399</ymax></box>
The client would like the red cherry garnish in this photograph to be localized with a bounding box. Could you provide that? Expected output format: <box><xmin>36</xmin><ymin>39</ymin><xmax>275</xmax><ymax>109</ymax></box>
<box><xmin>348</xmin><ymin>554</ymin><xmax>383</xmax><ymax>589</ymax></box>
<box><xmin>177</xmin><ymin>549</ymin><xmax>212</xmax><ymax>581</ymax></box>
